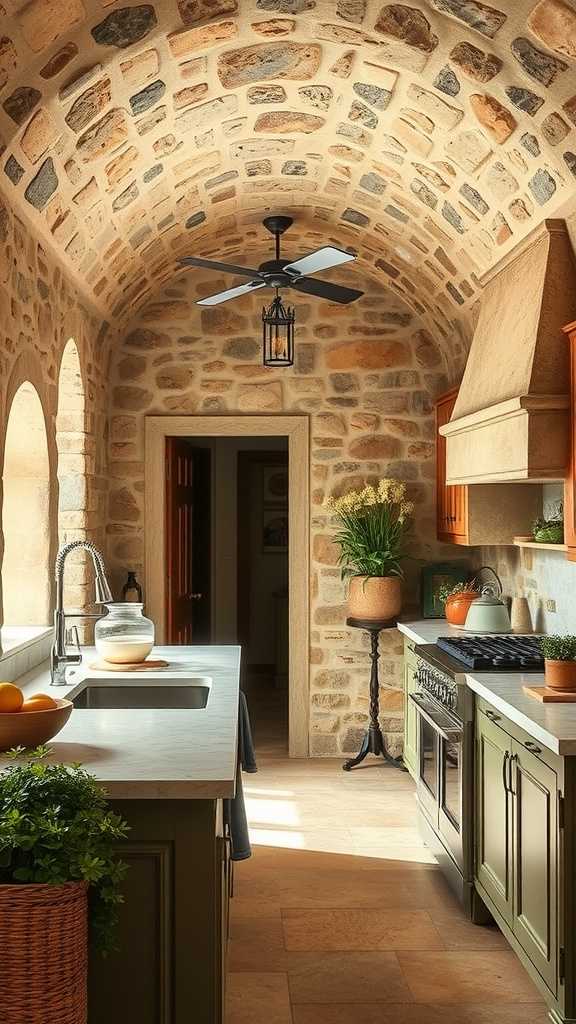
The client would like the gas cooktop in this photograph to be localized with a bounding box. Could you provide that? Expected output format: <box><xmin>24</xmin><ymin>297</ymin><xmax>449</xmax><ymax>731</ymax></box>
<box><xmin>436</xmin><ymin>634</ymin><xmax>544</xmax><ymax>671</ymax></box>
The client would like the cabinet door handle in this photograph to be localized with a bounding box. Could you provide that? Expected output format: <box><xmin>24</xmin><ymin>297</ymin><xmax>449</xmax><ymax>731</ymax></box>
<box><xmin>485</xmin><ymin>709</ymin><xmax>500</xmax><ymax>722</ymax></box>
<box><xmin>502</xmin><ymin>751</ymin><xmax>509</xmax><ymax>793</ymax></box>
<box><xmin>524</xmin><ymin>740</ymin><xmax>542</xmax><ymax>755</ymax></box>
<box><xmin>508</xmin><ymin>753</ymin><xmax>518</xmax><ymax>796</ymax></box>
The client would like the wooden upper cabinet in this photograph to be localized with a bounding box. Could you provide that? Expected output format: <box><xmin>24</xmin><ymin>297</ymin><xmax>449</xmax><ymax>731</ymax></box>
<box><xmin>436</xmin><ymin>388</ymin><xmax>541</xmax><ymax>547</ymax></box>
<box><xmin>563</xmin><ymin>320</ymin><xmax>576</xmax><ymax>559</ymax></box>
<box><xmin>437</xmin><ymin>388</ymin><xmax>468</xmax><ymax>544</ymax></box>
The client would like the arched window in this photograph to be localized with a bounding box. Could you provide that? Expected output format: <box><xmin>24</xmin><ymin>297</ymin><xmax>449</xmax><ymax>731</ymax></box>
<box><xmin>2</xmin><ymin>382</ymin><xmax>51</xmax><ymax>626</ymax></box>
<box><xmin>56</xmin><ymin>339</ymin><xmax>87</xmax><ymax>613</ymax></box>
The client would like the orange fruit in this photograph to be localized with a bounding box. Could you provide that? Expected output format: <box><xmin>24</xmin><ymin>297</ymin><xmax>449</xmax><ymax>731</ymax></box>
<box><xmin>21</xmin><ymin>694</ymin><xmax>58</xmax><ymax>712</ymax></box>
<box><xmin>0</xmin><ymin>682</ymin><xmax>24</xmax><ymax>713</ymax></box>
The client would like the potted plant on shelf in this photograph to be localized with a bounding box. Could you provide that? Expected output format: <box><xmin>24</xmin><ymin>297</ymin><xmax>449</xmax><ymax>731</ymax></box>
<box><xmin>0</xmin><ymin>757</ymin><xmax>129</xmax><ymax>1024</ymax></box>
<box><xmin>540</xmin><ymin>635</ymin><xmax>576</xmax><ymax>691</ymax></box>
<box><xmin>325</xmin><ymin>479</ymin><xmax>414</xmax><ymax>621</ymax></box>
<box><xmin>437</xmin><ymin>579</ymin><xmax>479</xmax><ymax>627</ymax></box>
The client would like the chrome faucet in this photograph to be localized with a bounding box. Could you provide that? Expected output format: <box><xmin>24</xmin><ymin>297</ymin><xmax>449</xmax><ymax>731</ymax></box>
<box><xmin>51</xmin><ymin>541</ymin><xmax>113</xmax><ymax>686</ymax></box>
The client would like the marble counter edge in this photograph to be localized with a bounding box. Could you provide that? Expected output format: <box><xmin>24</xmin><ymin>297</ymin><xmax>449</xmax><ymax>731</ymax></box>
<box><xmin>1</xmin><ymin>645</ymin><xmax>241</xmax><ymax>800</ymax></box>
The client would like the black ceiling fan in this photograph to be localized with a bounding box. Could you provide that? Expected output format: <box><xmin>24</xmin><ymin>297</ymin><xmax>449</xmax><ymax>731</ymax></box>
<box><xmin>177</xmin><ymin>216</ymin><xmax>364</xmax><ymax>306</ymax></box>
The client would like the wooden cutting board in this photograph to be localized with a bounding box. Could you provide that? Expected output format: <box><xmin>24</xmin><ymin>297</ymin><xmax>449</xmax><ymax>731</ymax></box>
<box><xmin>523</xmin><ymin>685</ymin><xmax>576</xmax><ymax>703</ymax></box>
<box><xmin>89</xmin><ymin>659</ymin><xmax>170</xmax><ymax>672</ymax></box>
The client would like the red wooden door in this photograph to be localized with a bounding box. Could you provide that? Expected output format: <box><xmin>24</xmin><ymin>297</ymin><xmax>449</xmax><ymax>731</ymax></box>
<box><xmin>166</xmin><ymin>438</ymin><xmax>197</xmax><ymax>644</ymax></box>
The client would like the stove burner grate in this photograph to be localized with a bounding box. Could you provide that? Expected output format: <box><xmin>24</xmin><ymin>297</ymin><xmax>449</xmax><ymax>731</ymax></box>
<box><xmin>436</xmin><ymin>634</ymin><xmax>544</xmax><ymax>671</ymax></box>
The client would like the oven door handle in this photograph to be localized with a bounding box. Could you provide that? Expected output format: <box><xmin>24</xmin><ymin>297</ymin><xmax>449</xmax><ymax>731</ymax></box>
<box><xmin>409</xmin><ymin>692</ymin><xmax>463</xmax><ymax>742</ymax></box>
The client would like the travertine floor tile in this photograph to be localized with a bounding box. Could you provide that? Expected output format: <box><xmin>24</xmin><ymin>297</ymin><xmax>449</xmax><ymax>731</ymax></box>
<box><xmin>226</xmin><ymin>972</ymin><xmax>292</xmax><ymax>1024</ymax></box>
<box><xmin>292</xmin><ymin>1003</ymin><xmax>549</xmax><ymax>1024</ymax></box>
<box><xmin>229</xmin><ymin>914</ymin><xmax>287</xmax><ymax>972</ymax></box>
<box><xmin>287</xmin><ymin>951</ymin><xmax>412</xmax><ymax>1004</ymax></box>
<box><xmin>282</xmin><ymin>908</ymin><xmax>444</xmax><ymax>951</ymax></box>
<box><xmin>397</xmin><ymin>951</ymin><xmax>541</xmax><ymax>1003</ymax></box>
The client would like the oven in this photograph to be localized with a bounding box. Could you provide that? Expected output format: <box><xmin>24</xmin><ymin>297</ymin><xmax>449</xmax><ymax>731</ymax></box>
<box><xmin>409</xmin><ymin>647</ymin><xmax>484</xmax><ymax>921</ymax></box>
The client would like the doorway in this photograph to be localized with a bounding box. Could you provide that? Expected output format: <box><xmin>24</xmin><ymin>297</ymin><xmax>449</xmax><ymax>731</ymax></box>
<box><xmin>145</xmin><ymin>415</ymin><xmax>309</xmax><ymax>757</ymax></box>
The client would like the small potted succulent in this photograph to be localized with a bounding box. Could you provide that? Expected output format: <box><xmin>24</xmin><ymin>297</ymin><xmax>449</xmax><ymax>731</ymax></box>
<box><xmin>437</xmin><ymin>579</ymin><xmax>479</xmax><ymax>627</ymax></box>
<box><xmin>325</xmin><ymin>479</ymin><xmax>414</xmax><ymax>621</ymax></box>
<box><xmin>540</xmin><ymin>635</ymin><xmax>576</xmax><ymax>690</ymax></box>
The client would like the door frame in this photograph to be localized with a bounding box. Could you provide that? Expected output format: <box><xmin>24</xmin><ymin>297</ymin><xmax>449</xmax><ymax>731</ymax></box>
<box><xmin>145</xmin><ymin>415</ymin><xmax>310</xmax><ymax>757</ymax></box>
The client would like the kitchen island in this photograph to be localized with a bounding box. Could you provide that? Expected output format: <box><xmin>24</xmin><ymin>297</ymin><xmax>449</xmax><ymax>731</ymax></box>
<box><xmin>11</xmin><ymin>645</ymin><xmax>241</xmax><ymax>1024</ymax></box>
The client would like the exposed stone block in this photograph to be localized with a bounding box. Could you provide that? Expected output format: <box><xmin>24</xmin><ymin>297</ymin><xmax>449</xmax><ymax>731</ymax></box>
<box><xmin>469</xmin><ymin>93</ymin><xmax>516</xmax><ymax>144</ymax></box>
<box><xmin>20</xmin><ymin>108</ymin><xmax>58</xmax><ymax>164</ymax></box>
<box><xmin>237</xmin><ymin>381</ymin><xmax>283</xmax><ymax>411</ymax></box>
<box><xmin>541</xmin><ymin>111</ymin><xmax>570</xmax><ymax>146</ymax></box>
<box><xmin>120</xmin><ymin>49</ymin><xmax>159</xmax><ymax>86</ymax></box>
<box><xmin>3</xmin><ymin>86</ymin><xmax>41</xmax><ymax>126</ymax></box>
<box><xmin>254</xmin><ymin>111</ymin><xmax>325</xmax><ymax>133</ymax></box>
<box><xmin>168</xmin><ymin>20</ymin><xmax>238</xmax><ymax>58</ymax></box>
<box><xmin>375</xmin><ymin>5</ymin><xmax>438</xmax><ymax>52</ymax></box>
<box><xmin>528</xmin><ymin>168</ymin><xmax>557</xmax><ymax>204</ymax></box>
<box><xmin>65</xmin><ymin>78</ymin><xmax>112</xmax><ymax>132</ymax></box>
<box><xmin>177</xmin><ymin>0</ymin><xmax>238</xmax><ymax>23</ymax></box>
<box><xmin>527</xmin><ymin>0</ymin><xmax>576</xmax><ymax>60</ymax></box>
<box><xmin>505</xmin><ymin>86</ymin><xmax>544</xmax><ymax>116</ymax></box>
<box><xmin>217</xmin><ymin>42</ymin><xmax>321</xmax><ymax>87</ymax></box>
<box><xmin>426</xmin><ymin>0</ymin><xmax>506</xmax><ymax>37</ymax></box>
<box><xmin>449</xmin><ymin>40</ymin><xmax>502</xmax><ymax>81</ymax></box>
<box><xmin>24</xmin><ymin>157</ymin><xmax>58</xmax><ymax>210</ymax></box>
<box><xmin>326</xmin><ymin>340</ymin><xmax>409</xmax><ymax>370</ymax></box>
<box><xmin>39</xmin><ymin>42</ymin><xmax>78</xmax><ymax>79</ymax></box>
<box><xmin>18</xmin><ymin>0</ymin><xmax>85</xmax><ymax>53</ymax></box>
<box><xmin>76</xmin><ymin>109</ymin><xmax>129</xmax><ymax>162</ymax></box>
<box><xmin>129</xmin><ymin>80</ymin><xmax>166</xmax><ymax>115</ymax></box>
<box><xmin>91</xmin><ymin>6</ymin><xmax>158</xmax><ymax>49</ymax></box>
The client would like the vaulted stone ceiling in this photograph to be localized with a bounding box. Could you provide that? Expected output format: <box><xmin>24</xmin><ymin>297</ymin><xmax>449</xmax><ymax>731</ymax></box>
<box><xmin>1</xmin><ymin>0</ymin><xmax>575</xmax><ymax>344</ymax></box>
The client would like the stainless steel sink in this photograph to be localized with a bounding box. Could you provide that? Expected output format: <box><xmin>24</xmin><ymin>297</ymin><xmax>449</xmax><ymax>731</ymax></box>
<box><xmin>70</xmin><ymin>675</ymin><xmax>211</xmax><ymax>709</ymax></box>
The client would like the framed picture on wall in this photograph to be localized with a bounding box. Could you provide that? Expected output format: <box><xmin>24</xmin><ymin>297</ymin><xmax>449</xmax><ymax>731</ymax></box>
<box><xmin>263</xmin><ymin>465</ymin><xmax>288</xmax><ymax>507</ymax></box>
<box><xmin>263</xmin><ymin>508</ymin><xmax>288</xmax><ymax>553</ymax></box>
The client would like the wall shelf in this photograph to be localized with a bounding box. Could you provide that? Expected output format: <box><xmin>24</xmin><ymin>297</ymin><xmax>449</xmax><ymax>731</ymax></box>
<box><xmin>513</xmin><ymin>538</ymin><xmax>568</xmax><ymax>552</ymax></box>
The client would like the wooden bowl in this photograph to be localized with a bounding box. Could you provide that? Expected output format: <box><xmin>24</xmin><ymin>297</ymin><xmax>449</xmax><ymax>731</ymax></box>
<box><xmin>0</xmin><ymin>699</ymin><xmax>73</xmax><ymax>752</ymax></box>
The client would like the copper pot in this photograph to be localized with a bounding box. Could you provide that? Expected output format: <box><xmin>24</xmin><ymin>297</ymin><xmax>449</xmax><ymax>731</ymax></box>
<box><xmin>545</xmin><ymin>659</ymin><xmax>576</xmax><ymax>691</ymax></box>
<box><xmin>347</xmin><ymin>576</ymin><xmax>402</xmax><ymax>621</ymax></box>
<box><xmin>445</xmin><ymin>591</ymin><xmax>477</xmax><ymax>627</ymax></box>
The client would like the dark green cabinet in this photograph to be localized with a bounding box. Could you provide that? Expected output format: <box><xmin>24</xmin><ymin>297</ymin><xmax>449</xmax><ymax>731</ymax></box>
<box><xmin>476</xmin><ymin>710</ymin><xmax>513</xmax><ymax>927</ymax></box>
<box><xmin>88</xmin><ymin>798</ymin><xmax>230</xmax><ymax>1024</ymax></box>
<box><xmin>475</xmin><ymin>708</ymin><xmax>558</xmax><ymax>997</ymax></box>
<box><xmin>403</xmin><ymin>638</ymin><xmax>418</xmax><ymax>781</ymax></box>
<box><xmin>512</xmin><ymin>740</ymin><xmax>557</xmax><ymax>994</ymax></box>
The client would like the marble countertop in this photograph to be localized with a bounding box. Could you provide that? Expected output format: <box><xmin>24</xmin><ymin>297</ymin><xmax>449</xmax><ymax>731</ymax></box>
<box><xmin>398</xmin><ymin>620</ymin><xmax>576</xmax><ymax>756</ymax></box>
<box><xmin>5</xmin><ymin>645</ymin><xmax>241</xmax><ymax>800</ymax></box>
<box><xmin>397</xmin><ymin>618</ymin><xmax>470</xmax><ymax>645</ymax></box>
<box><xmin>465</xmin><ymin>671</ymin><xmax>576</xmax><ymax>756</ymax></box>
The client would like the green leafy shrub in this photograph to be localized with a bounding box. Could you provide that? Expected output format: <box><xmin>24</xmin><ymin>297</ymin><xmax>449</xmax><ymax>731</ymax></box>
<box><xmin>325</xmin><ymin>480</ymin><xmax>414</xmax><ymax>579</ymax></box>
<box><xmin>540</xmin><ymin>635</ymin><xmax>576</xmax><ymax>662</ymax></box>
<box><xmin>437</xmin><ymin>579</ymin><xmax>479</xmax><ymax>606</ymax></box>
<box><xmin>0</xmin><ymin>759</ymin><xmax>129</xmax><ymax>953</ymax></box>
<box><xmin>532</xmin><ymin>503</ymin><xmax>564</xmax><ymax>544</ymax></box>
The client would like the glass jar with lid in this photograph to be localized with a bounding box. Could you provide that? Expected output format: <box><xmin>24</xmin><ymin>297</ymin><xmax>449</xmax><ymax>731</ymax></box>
<box><xmin>94</xmin><ymin>603</ymin><xmax>155</xmax><ymax>664</ymax></box>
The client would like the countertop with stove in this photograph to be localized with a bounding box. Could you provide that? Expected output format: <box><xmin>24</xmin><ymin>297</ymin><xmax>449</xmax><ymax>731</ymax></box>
<box><xmin>4</xmin><ymin>645</ymin><xmax>241</xmax><ymax>799</ymax></box>
<box><xmin>398</xmin><ymin>619</ymin><xmax>576</xmax><ymax>756</ymax></box>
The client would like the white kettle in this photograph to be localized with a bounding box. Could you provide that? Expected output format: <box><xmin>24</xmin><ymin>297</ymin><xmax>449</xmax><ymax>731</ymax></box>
<box><xmin>464</xmin><ymin>586</ymin><xmax>512</xmax><ymax>633</ymax></box>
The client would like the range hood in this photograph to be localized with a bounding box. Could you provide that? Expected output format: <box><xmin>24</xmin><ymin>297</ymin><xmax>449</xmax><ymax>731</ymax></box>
<box><xmin>440</xmin><ymin>219</ymin><xmax>574</xmax><ymax>484</ymax></box>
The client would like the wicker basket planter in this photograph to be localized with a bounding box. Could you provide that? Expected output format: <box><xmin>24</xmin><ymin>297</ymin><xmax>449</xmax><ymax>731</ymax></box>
<box><xmin>0</xmin><ymin>881</ymin><xmax>88</xmax><ymax>1024</ymax></box>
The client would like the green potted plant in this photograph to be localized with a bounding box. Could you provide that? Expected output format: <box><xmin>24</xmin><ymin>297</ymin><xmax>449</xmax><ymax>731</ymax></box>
<box><xmin>437</xmin><ymin>579</ymin><xmax>479</xmax><ymax>627</ymax></box>
<box><xmin>540</xmin><ymin>635</ymin><xmax>576</xmax><ymax>690</ymax></box>
<box><xmin>325</xmin><ymin>479</ymin><xmax>414</xmax><ymax>620</ymax></box>
<box><xmin>0</xmin><ymin>757</ymin><xmax>129</xmax><ymax>1024</ymax></box>
<box><xmin>532</xmin><ymin>501</ymin><xmax>564</xmax><ymax>545</ymax></box>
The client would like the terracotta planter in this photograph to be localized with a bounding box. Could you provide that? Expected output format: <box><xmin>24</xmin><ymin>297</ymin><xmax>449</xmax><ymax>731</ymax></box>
<box><xmin>445</xmin><ymin>591</ymin><xmax>477</xmax><ymax>627</ymax></box>
<box><xmin>544</xmin><ymin>659</ymin><xmax>576</xmax><ymax>691</ymax></box>
<box><xmin>347</xmin><ymin>576</ymin><xmax>402</xmax><ymax>622</ymax></box>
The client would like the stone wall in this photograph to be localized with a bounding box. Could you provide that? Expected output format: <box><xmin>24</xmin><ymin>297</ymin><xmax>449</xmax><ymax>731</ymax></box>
<box><xmin>107</xmin><ymin>264</ymin><xmax>457</xmax><ymax>756</ymax></box>
<box><xmin>0</xmin><ymin>190</ymin><xmax>112</xmax><ymax>626</ymax></box>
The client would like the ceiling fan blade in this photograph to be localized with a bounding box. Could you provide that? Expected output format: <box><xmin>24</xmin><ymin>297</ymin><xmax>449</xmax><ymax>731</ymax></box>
<box><xmin>178</xmin><ymin>256</ymin><xmax>263</xmax><ymax>279</ymax></box>
<box><xmin>290</xmin><ymin>277</ymin><xmax>363</xmax><ymax>304</ymax></box>
<box><xmin>283</xmin><ymin>246</ymin><xmax>355</xmax><ymax>278</ymax></box>
<box><xmin>197</xmin><ymin>280</ymin><xmax>267</xmax><ymax>306</ymax></box>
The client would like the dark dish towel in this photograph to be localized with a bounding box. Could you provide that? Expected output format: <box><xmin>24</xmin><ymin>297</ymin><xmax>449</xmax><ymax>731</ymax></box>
<box><xmin>225</xmin><ymin>690</ymin><xmax>257</xmax><ymax>862</ymax></box>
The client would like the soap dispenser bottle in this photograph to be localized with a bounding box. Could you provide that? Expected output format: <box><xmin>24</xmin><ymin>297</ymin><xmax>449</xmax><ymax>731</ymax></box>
<box><xmin>122</xmin><ymin>570</ymin><xmax>143</xmax><ymax>603</ymax></box>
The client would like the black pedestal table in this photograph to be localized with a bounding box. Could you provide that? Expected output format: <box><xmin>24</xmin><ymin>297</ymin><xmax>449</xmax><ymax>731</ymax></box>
<box><xmin>342</xmin><ymin>616</ymin><xmax>407</xmax><ymax>772</ymax></box>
